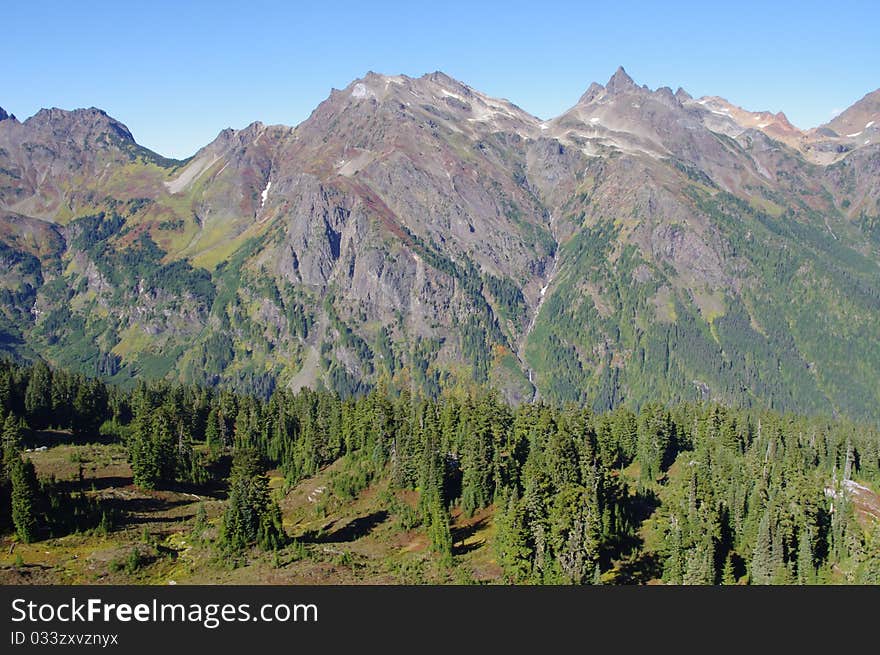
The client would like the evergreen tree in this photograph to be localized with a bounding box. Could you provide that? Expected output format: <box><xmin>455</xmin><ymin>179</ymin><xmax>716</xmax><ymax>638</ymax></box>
<box><xmin>424</xmin><ymin>488</ymin><xmax>453</xmax><ymax>567</ymax></box>
<box><xmin>460</xmin><ymin>408</ymin><xmax>493</xmax><ymax>517</ymax></box>
<box><xmin>219</xmin><ymin>449</ymin><xmax>287</xmax><ymax>553</ymax></box>
<box><xmin>494</xmin><ymin>488</ymin><xmax>531</xmax><ymax>582</ymax></box>
<box><xmin>24</xmin><ymin>362</ymin><xmax>52</xmax><ymax>429</ymax></box>
<box><xmin>10</xmin><ymin>456</ymin><xmax>38</xmax><ymax>542</ymax></box>
<box><xmin>721</xmin><ymin>552</ymin><xmax>736</xmax><ymax>585</ymax></box>
<box><xmin>636</xmin><ymin>403</ymin><xmax>673</xmax><ymax>484</ymax></box>
<box><xmin>191</xmin><ymin>502</ymin><xmax>209</xmax><ymax>542</ymax></box>
<box><xmin>72</xmin><ymin>378</ymin><xmax>108</xmax><ymax>439</ymax></box>
<box><xmin>549</xmin><ymin>483</ymin><xmax>600</xmax><ymax>584</ymax></box>
<box><xmin>797</xmin><ymin>527</ymin><xmax>814</xmax><ymax>585</ymax></box>
<box><xmin>2</xmin><ymin>413</ymin><xmax>24</xmax><ymax>453</ymax></box>
<box><xmin>2</xmin><ymin>414</ymin><xmax>25</xmax><ymax>483</ymax></box>
<box><xmin>751</xmin><ymin>508</ymin><xmax>773</xmax><ymax>585</ymax></box>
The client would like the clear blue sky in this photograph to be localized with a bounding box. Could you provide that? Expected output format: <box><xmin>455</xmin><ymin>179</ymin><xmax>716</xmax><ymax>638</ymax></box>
<box><xmin>3</xmin><ymin>0</ymin><xmax>877</xmax><ymax>159</ymax></box>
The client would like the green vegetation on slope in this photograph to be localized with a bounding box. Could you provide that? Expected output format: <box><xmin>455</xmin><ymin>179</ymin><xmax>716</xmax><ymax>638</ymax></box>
<box><xmin>1</xmin><ymin>360</ymin><xmax>878</xmax><ymax>585</ymax></box>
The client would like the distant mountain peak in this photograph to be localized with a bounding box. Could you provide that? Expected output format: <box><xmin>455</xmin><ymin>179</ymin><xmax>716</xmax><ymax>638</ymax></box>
<box><xmin>773</xmin><ymin>111</ymin><xmax>794</xmax><ymax>129</ymax></box>
<box><xmin>423</xmin><ymin>70</ymin><xmax>461</xmax><ymax>87</ymax></box>
<box><xmin>578</xmin><ymin>82</ymin><xmax>605</xmax><ymax>105</ymax></box>
<box><xmin>823</xmin><ymin>88</ymin><xmax>880</xmax><ymax>137</ymax></box>
<box><xmin>606</xmin><ymin>66</ymin><xmax>638</xmax><ymax>94</ymax></box>
<box><xmin>23</xmin><ymin>106</ymin><xmax>135</xmax><ymax>142</ymax></box>
<box><xmin>0</xmin><ymin>107</ymin><xmax>8</xmax><ymax>121</ymax></box>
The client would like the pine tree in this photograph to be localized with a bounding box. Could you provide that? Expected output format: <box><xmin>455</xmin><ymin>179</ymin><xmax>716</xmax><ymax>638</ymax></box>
<box><xmin>721</xmin><ymin>552</ymin><xmax>736</xmax><ymax>585</ymax></box>
<box><xmin>204</xmin><ymin>406</ymin><xmax>222</xmax><ymax>454</ymax></box>
<box><xmin>424</xmin><ymin>488</ymin><xmax>453</xmax><ymax>567</ymax></box>
<box><xmin>191</xmin><ymin>503</ymin><xmax>209</xmax><ymax>542</ymax></box>
<box><xmin>682</xmin><ymin>539</ymin><xmax>715</xmax><ymax>585</ymax></box>
<box><xmin>0</xmin><ymin>372</ymin><xmax>12</xmax><ymax>414</ymax></box>
<box><xmin>129</xmin><ymin>406</ymin><xmax>161</xmax><ymax>490</ymax></box>
<box><xmin>636</xmin><ymin>403</ymin><xmax>672</xmax><ymax>484</ymax></box>
<box><xmin>751</xmin><ymin>508</ymin><xmax>773</xmax><ymax>585</ymax></box>
<box><xmin>460</xmin><ymin>409</ymin><xmax>493</xmax><ymax>517</ymax></box>
<box><xmin>550</xmin><ymin>484</ymin><xmax>600</xmax><ymax>584</ymax></box>
<box><xmin>24</xmin><ymin>362</ymin><xmax>52</xmax><ymax>429</ymax></box>
<box><xmin>71</xmin><ymin>378</ymin><xmax>108</xmax><ymax>439</ymax></box>
<box><xmin>664</xmin><ymin>519</ymin><xmax>684</xmax><ymax>584</ymax></box>
<box><xmin>219</xmin><ymin>449</ymin><xmax>287</xmax><ymax>553</ymax></box>
<box><xmin>10</xmin><ymin>456</ymin><xmax>39</xmax><ymax>542</ymax></box>
<box><xmin>797</xmin><ymin>527</ymin><xmax>814</xmax><ymax>585</ymax></box>
<box><xmin>2</xmin><ymin>414</ymin><xmax>25</xmax><ymax>484</ymax></box>
<box><xmin>494</xmin><ymin>488</ymin><xmax>531</xmax><ymax>582</ymax></box>
<box><xmin>2</xmin><ymin>413</ymin><xmax>24</xmax><ymax>453</ymax></box>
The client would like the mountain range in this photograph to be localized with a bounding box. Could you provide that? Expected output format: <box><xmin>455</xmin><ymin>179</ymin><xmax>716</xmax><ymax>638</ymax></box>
<box><xmin>1</xmin><ymin>67</ymin><xmax>878</xmax><ymax>420</ymax></box>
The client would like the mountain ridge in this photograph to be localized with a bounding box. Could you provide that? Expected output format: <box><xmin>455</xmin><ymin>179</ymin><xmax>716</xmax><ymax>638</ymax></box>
<box><xmin>4</xmin><ymin>67</ymin><xmax>877</xmax><ymax>160</ymax></box>
<box><xmin>1</xmin><ymin>68</ymin><xmax>879</xmax><ymax>420</ymax></box>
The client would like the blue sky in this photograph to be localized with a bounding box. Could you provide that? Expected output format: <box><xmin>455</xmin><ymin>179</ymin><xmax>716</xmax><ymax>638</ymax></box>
<box><xmin>2</xmin><ymin>1</ymin><xmax>877</xmax><ymax>158</ymax></box>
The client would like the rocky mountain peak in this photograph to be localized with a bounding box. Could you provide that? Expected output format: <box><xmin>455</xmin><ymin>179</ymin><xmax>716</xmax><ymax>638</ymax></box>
<box><xmin>215</xmin><ymin>120</ymin><xmax>267</xmax><ymax>142</ymax></box>
<box><xmin>577</xmin><ymin>82</ymin><xmax>605</xmax><ymax>105</ymax></box>
<box><xmin>423</xmin><ymin>70</ymin><xmax>466</xmax><ymax>90</ymax></box>
<box><xmin>773</xmin><ymin>111</ymin><xmax>795</xmax><ymax>130</ymax></box>
<box><xmin>605</xmin><ymin>66</ymin><xmax>638</xmax><ymax>95</ymax></box>
<box><xmin>824</xmin><ymin>88</ymin><xmax>880</xmax><ymax>137</ymax></box>
<box><xmin>655</xmin><ymin>86</ymin><xmax>679</xmax><ymax>106</ymax></box>
<box><xmin>23</xmin><ymin>106</ymin><xmax>135</xmax><ymax>143</ymax></box>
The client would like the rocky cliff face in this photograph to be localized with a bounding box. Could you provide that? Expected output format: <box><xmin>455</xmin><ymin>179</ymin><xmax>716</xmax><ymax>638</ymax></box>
<box><xmin>1</xmin><ymin>69</ymin><xmax>879</xmax><ymax>419</ymax></box>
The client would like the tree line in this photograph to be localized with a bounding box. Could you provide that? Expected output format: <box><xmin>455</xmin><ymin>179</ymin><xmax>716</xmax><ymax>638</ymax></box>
<box><xmin>0</xmin><ymin>359</ymin><xmax>877</xmax><ymax>583</ymax></box>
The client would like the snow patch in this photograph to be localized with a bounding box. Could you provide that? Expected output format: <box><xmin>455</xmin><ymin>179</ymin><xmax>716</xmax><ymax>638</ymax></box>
<box><xmin>440</xmin><ymin>88</ymin><xmax>467</xmax><ymax>103</ymax></box>
<box><xmin>260</xmin><ymin>180</ymin><xmax>271</xmax><ymax>208</ymax></box>
<box><xmin>589</xmin><ymin>117</ymin><xmax>601</xmax><ymax>124</ymax></box>
<box><xmin>540</xmin><ymin>123</ymin><xmax>549</xmax><ymax>130</ymax></box>
<box><xmin>352</xmin><ymin>83</ymin><xmax>368</xmax><ymax>98</ymax></box>
<box><xmin>866</xmin><ymin>140</ymin><xmax>871</xmax><ymax>145</ymax></box>
<box><xmin>758</xmin><ymin>122</ymin><xmax>770</xmax><ymax>128</ymax></box>
<box><xmin>866</xmin><ymin>121</ymin><xmax>875</xmax><ymax>129</ymax></box>
<box><xmin>846</xmin><ymin>131</ymin><xmax>862</xmax><ymax>138</ymax></box>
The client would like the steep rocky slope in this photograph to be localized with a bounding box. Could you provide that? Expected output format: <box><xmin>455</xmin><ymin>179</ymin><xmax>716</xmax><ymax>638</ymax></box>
<box><xmin>0</xmin><ymin>68</ymin><xmax>878</xmax><ymax>419</ymax></box>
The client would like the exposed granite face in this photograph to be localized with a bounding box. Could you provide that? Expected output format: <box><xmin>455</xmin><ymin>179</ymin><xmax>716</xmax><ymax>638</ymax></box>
<box><xmin>0</xmin><ymin>71</ymin><xmax>879</xmax><ymax>416</ymax></box>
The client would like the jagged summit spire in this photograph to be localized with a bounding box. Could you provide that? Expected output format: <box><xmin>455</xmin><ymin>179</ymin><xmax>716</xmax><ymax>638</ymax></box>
<box><xmin>606</xmin><ymin>66</ymin><xmax>638</xmax><ymax>94</ymax></box>
<box><xmin>577</xmin><ymin>67</ymin><xmax>640</xmax><ymax>105</ymax></box>
<box><xmin>674</xmin><ymin>87</ymin><xmax>693</xmax><ymax>103</ymax></box>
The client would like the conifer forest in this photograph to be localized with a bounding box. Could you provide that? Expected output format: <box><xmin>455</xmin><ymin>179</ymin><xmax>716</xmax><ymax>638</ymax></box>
<box><xmin>1</xmin><ymin>360</ymin><xmax>877</xmax><ymax>584</ymax></box>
